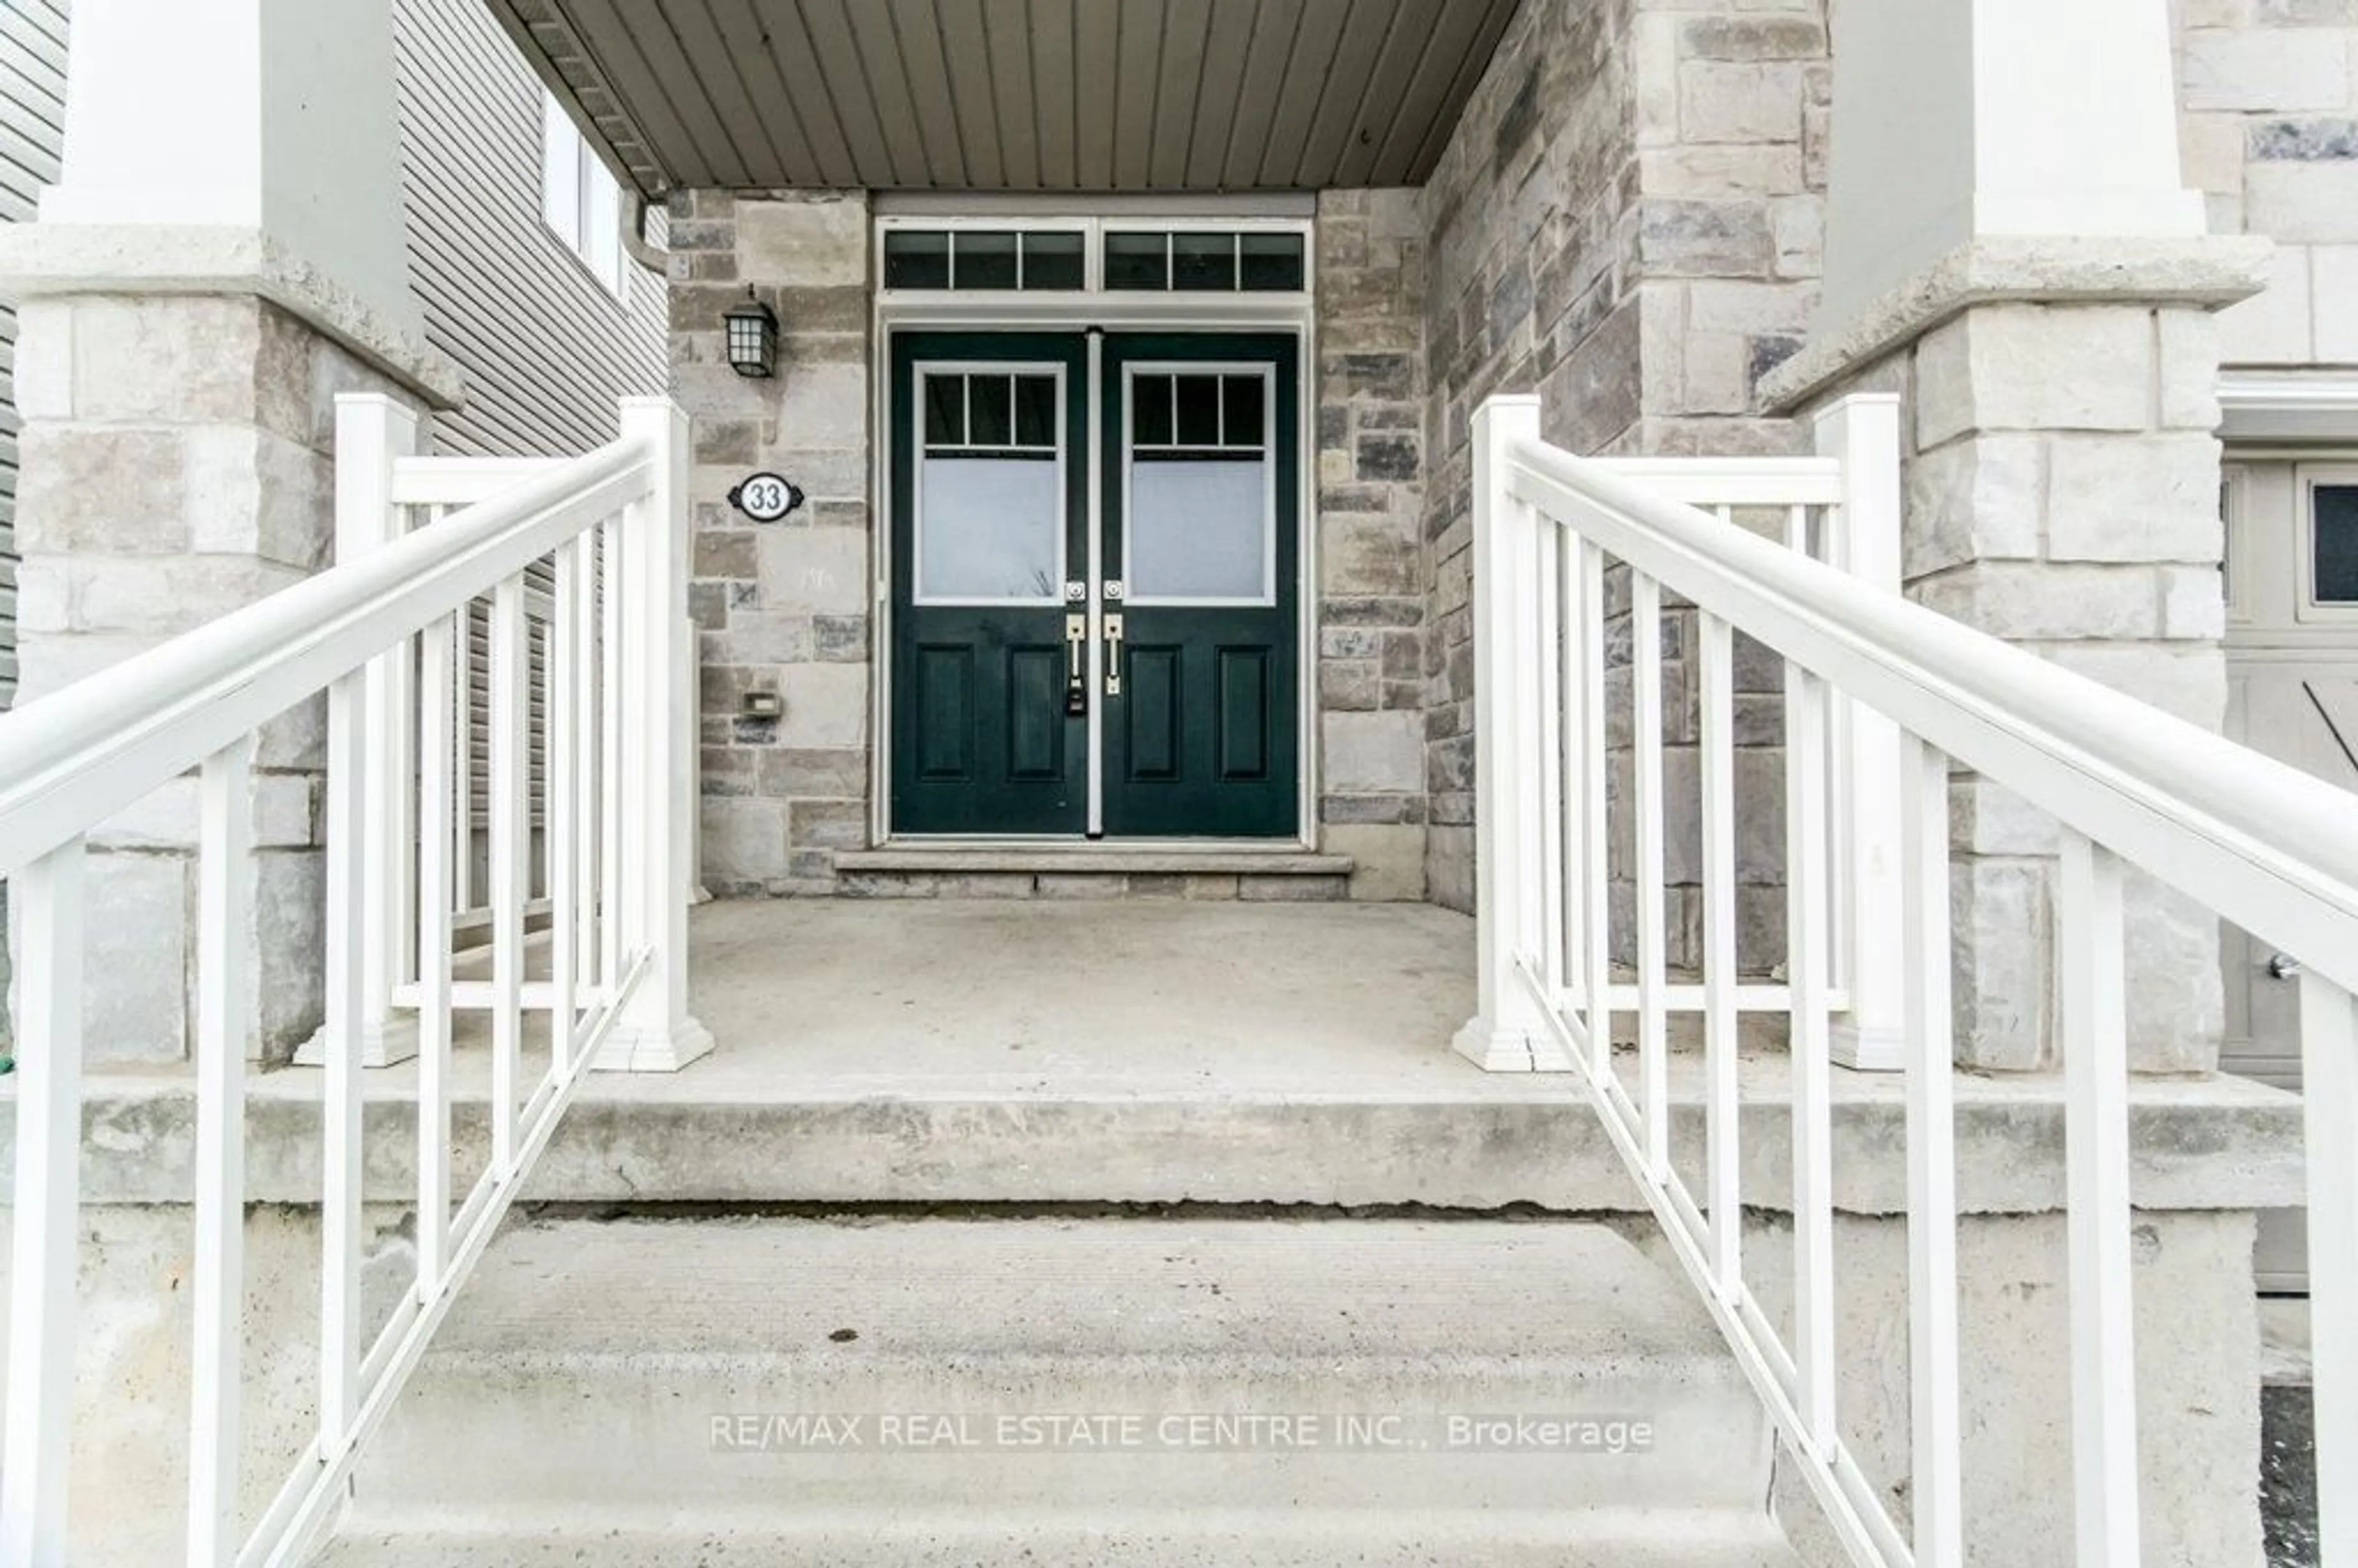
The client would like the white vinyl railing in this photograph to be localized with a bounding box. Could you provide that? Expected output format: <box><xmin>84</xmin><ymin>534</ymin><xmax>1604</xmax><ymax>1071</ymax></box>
<box><xmin>0</xmin><ymin>394</ymin><xmax>706</xmax><ymax>1567</ymax></box>
<box><xmin>1462</xmin><ymin>392</ymin><xmax>2357</xmax><ymax>1567</ymax></box>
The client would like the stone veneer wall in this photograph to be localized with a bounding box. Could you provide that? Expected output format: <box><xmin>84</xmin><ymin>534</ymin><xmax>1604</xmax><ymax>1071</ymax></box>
<box><xmin>669</xmin><ymin>189</ymin><xmax>1433</xmax><ymax>901</ymax></box>
<box><xmin>10</xmin><ymin>295</ymin><xmax>424</xmax><ymax>1064</ymax></box>
<box><xmin>2181</xmin><ymin>0</ymin><xmax>2358</xmax><ymax>365</ymax></box>
<box><xmin>670</xmin><ymin>191</ymin><xmax>876</xmax><ymax>898</ymax></box>
<box><xmin>1418</xmin><ymin>0</ymin><xmax>1830</xmax><ymax>912</ymax></box>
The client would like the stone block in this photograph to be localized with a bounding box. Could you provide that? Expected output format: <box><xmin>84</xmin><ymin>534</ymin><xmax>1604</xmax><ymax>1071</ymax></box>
<box><xmin>2042</xmin><ymin>642</ymin><xmax>2228</xmax><ymax>728</ymax></box>
<box><xmin>69</xmin><ymin>557</ymin><xmax>308</xmax><ymax>637</ymax></box>
<box><xmin>1948</xmin><ymin>775</ymin><xmax>2060</xmax><ymax>858</ymax></box>
<box><xmin>2180</xmin><ymin>28</ymin><xmax>2352</xmax><ymax>111</ymax></box>
<box><xmin>759</xmin><ymin>748</ymin><xmax>868</xmax><ymax>799</ymax></box>
<box><xmin>2218</xmin><ymin>244</ymin><xmax>2314</xmax><ymax>365</ymax></box>
<box><xmin>733</xmin><ymin>194</ymin><xmax>868</xmax><ymax>287</ymax></box>
<box><xmin>1238</xmin><ymin>874</ymin><xmax>1349</xmax><ymax>902</ymax></box>
<box><xmin>2246</xmin><ymin>161</ymin><xmax>2358</xmax><ymax>242</ymax></box>
<box><xmin>2124</xmin><ymin>872</ymin><xmax>2225</xmax><ymax>1072</ymax></box>
<box><xmin>701</xmin><ymin>798</ymin><xmax>791</xmax><ymax>883</ymax></box>
<box><xmin>10</xmin><ymin>301</ymin><xmax>71</xmax><ymax>421</ymax></box>
<box><xmin>757</xmin><ymin>528</ymin><xmax>870</xmax><ymax>616</ymax></box>
<box><xmin>1952</xmin><ymin>856</ymin><xmax>2052</xmax><ymax>1071</ymax></box>
<box><xmin>250</xmin><ymin>848</ymin><xmax>324</xmax><ymax>1063</ymax></box>
<box><xmin>83</xmin><ymin>850</ymin><xmax>190</xmax><ymax>1063</ymax></box>
<box><xmin>69</xmin><ymin>295</ymin><xmax>267</xmax><ymax>425</ymax></box>
<box><xmin>1323</xmin><ymin>711</ymin><xmax>1424</xmax><ymax>794</ymax></box>
<box><xmin>777</xmin><ymin>362</ymin><xmax>868</xmax><ymax>449</ymax></box>
<box><xmin>2312</xmin><ymin>246</ymin><xmax>2358</xmax><ymax>360</ymax></box>
<box><xmin>2155</xmin><ymin>309</ymin><xmax>2225</xmax><ymax>430</ymax></box>
<box><xmin>1678</xmin><ymin>61</ymin><xmax>1804</xmax><ymax>145</ymax></box>
<box><xmin>1318</xmin><ymin>515</ymin><xmax>1420</xmax><ymax>596</ymax></box>
<box><xmin>1913</xmin><ymin>306</ymin><xmax>2152</xmax><ymax>446</ymax></box>
<box><xmin>777</xmin><ymin>664</ymin><xmax>869</xmax><ymax>750</ymax></box>
<box><xmin>788</xmin><ymin>798</ymin><xmax>870</xmax><ymax>853</ymax></box>
<box><xmin>1035</xmin><ymin>874</ymin><xmax>1128</xmax><ymax>901</ymax></box>
<box><xmin>16</xmin><ymin>427</ymin><xmax>190</xmax><ymax>553</ymax></box>
<box><xmin>1910</xmin><ymin>563</ymin><xmax>2167</xmax><ymax>641</ymax></box>
<box><xmin>1322</xmin><ymin>823</ymin><xmax>1427</xmax><ymax>902</ymax></box>
<box><xmin>2044</xmin><ymin>434</ymin><xmax>2224</xmax><ymax>565</ymax></box>
<box><xmin>1904</xmin><ymin>433</ymin><xmax>2045</xmax><ymax>578</ymax></box>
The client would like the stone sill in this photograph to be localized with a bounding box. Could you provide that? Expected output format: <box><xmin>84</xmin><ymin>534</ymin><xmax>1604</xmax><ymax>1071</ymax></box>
<box><xmin>1762</xmin><ymin>234</ymin><xmax>2274</xmax><ymax>413</ymax></box>
<box><xmin>836</xmin><ymin>847</ymin><xmax>1355</xmax><ymax>878</ymax></box>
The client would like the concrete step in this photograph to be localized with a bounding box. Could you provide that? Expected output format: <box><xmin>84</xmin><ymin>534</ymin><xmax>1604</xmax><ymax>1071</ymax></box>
<box><xmin>321</xmin><ymin>1509</ymin><xmax>1804</xmax><ymax>1566</ymax></box>
<box><xmin>338</xmin><ymin>1215</ymin><xmax>1781</xmax><ymax>1555</ymax></box>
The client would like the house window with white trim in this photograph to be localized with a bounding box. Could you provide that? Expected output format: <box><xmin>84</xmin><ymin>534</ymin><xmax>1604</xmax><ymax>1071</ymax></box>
<box><xmin>542</xmin><ymin>92</ymin><xmax>625</xmax><ymax>300</ymax></box>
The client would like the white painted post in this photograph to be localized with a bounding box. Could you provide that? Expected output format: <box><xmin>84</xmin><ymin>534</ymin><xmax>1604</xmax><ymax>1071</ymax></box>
<box><xmin>1453</xmin><ymin>395</ymin><xmax>1561</xmax><ymax>1072</ymax></box>
<box><xmin>1817</xmin><ymin>393</ymin><xmax>1908</xmax><ymax>1072</ymax></box>
<box><xmin>1</xmin><ymin>839</ymin><xmax>87</xmax><ymax>1568</ymax></box>
<box><xmin>601</xmin><ymin>399</ymin><xmax>714</xmax><ymax>1071</ymax></box>
<box><xmin>317</xmin><ymin>393</ymin><xmax>421</xmax><ymax>1068</ymax></box>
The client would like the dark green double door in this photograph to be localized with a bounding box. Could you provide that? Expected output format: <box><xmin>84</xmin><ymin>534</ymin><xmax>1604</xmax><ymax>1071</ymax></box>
<box><xmin>889</xmin><ymin>330</ymin><xmax>1301</xmax><ymax>839</ymax></box>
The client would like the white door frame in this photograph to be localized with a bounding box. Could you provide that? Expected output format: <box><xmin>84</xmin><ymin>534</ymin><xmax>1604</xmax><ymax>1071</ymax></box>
<box><xmin>867</xmin><ymin>211</ymin><xmax>1320</xmax><ymax>850</ymax></box>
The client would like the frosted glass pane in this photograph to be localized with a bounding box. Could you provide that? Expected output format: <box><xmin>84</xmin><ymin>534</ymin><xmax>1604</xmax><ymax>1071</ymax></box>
<box><xmin>1130</xmin><ymin>460</ymin><xmax>1269</xmax><ymax>600</ymax></box>
<box><xmin>919</xmin><ymin>457</ymin><xmax>1062</xmax><ymax>600</ymax></box>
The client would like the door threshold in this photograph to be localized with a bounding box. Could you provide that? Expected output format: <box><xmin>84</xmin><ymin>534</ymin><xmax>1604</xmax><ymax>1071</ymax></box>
<box><xmin>839</xmin><ymin>844</ymin><xmax>1352</xmax><ymax>877</ymax></box>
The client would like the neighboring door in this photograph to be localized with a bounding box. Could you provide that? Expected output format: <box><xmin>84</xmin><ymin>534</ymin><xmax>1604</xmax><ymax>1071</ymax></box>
<box><xmin>887</xmin><ymin>328</ymin><xmax>1301</xmax><ymax>840</ymax></box>
<box><xmin>2222</xmin><ymin>460</ymin><xmax>2358</xmax><ymax>1292</ymax></box>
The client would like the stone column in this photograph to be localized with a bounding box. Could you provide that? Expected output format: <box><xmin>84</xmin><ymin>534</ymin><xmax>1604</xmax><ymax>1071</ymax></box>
<box><xmin>0</xmin><ymin>0</ymin><xmax>460</xmax><ymax>1065</ymax></box>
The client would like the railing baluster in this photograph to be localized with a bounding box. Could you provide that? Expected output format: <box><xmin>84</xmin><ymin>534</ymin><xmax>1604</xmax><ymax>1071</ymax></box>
<box><xmin>571</xmin><ymin>529</ymin><xmax>599</xmax><ymax>1017</ymax></box>
<box><xmin>2058</xmin><ymin>829</ymin><xmax>2141</xmax><ymax>1568</ymax></box>
<box><xmin>1577</xmin><ymin>538</ymin><xmax>1611</xmax><ymax>1069</ymax></box>
<box><xmin>1</xmin><ymin>837</ymin><xmax>87</xmax><ymax>1568</ymax></box>
<box><xmin>1901</xmin><ymin>733</ymin><xmax>1964</xmax><ymax>1568</ymax></box>
<box><xmin>1633</xmin><ymin>571</ymin><xmax>1670</xmax><ymax>1174</ymax></box>
<box><xmin>1786</xmin><ymin>663</ymin><xmax>1838</xmax><ymax>1453</ymax></box>
<box><xmin>320</xmin><ymin>670</ymin><xmax>368</xmax><ymax>1456</ymax></box>
<box><xmin>551</xmin><ymin>540</ymin><xmax>580</xmax><ymax>1071</ymax></box>
<box><xmin>416</xmin><ymin>612</ymin><xmax>457</xmax><ymax>1292</ymax></box>
<box><xmin>491</xmin><ymin>575</ymin><xmax>530</xmax><ymax>1171</ymax></box>
<box><xmin>1558</xmin><ymin>522</ymin><xmax>1582</xmax><ymax>1000</ymax></box>
<box><xmin>1536</xmin><ymin>521</ymin><xmax>1566</xmax><ymax>999</ymax></box>
<box><xmin>188</xmin><ymin>737</ymin><xmax>256</xmax><ymax>1567</ymax></box>
<box><xmin>1699</xmin><ymin>610</ymin><xmax>1741</xmax><ymax>1291</ymax></box>
<box><xmin>598</xmin><ymin>516</ymin><xmax>623</xmax><ymax>995</ymax></box>
<box><xmin>2300</xmin><ymin>970</ymin><xmax>2358</xmax><ymax>1567</ymax></box>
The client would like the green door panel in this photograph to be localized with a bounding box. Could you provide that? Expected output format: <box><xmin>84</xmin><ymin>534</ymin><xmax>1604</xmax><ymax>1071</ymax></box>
<box><xmin>888</xmin><ymin>330</ymin><xmax>1089</xmax><ymax>836</ymax></box>
<box><xmin>1100</xmin><ymin>332</ymin><xmax>1301</xmax><ymax>839</ymax></box>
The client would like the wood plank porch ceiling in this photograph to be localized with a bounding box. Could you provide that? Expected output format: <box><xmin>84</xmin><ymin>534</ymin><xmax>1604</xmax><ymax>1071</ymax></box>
<box><xmin>489</xmin><ymin>0</ymin><xmax>1522</xmax><ymax>195</ymax></box>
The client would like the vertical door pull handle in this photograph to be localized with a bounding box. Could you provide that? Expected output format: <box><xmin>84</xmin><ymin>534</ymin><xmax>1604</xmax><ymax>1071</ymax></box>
<box><xmin>1104</xmin><ymin>614</ymin><xmax>1125</xmax><ymax>697</ymax></box>
<box><xmin>1065</xmin><ymin>614</ymin><xmax>1088</xmax><ymax>716</ymax></box>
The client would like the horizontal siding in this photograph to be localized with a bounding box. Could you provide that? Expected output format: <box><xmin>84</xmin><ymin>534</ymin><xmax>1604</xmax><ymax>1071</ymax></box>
<box><xmin>394</xmin><ymin>0</ymin><xmax>668</xmax><ymax>460</ymax></box>
<box><xmin>0</xmin><ymin>0</ymin><xmax>66</xmax><ymax>712</ymax></box>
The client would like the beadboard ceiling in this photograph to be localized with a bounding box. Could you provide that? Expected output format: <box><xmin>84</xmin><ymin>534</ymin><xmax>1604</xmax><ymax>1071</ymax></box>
<box><xmin>488</xmin><ymin>0</ymin><xmax>1522</xmax><ymax>194</ymax></box>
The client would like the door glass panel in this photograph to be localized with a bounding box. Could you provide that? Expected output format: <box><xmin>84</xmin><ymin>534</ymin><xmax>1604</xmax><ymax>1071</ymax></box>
<box><xmin>1128</xmin><ymin>369</ymin><xmax>1271</xmax><ymax>603</ymax></box>
<box><xmin>2314</xmin><ymin>484</ymin><xmax>2358</xmax><ymax>604</ymax></box>
<box><xmin>917</xmin><ymin>370</ymin><xmax>1062</xmax><ymax>603</ymax></box>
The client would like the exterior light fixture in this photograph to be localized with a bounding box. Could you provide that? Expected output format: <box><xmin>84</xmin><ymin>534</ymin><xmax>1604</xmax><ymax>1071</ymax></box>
<box><xmin>724</xmin><ymin>288</ymin><xmax>777</xmax><ymax>378</ymax></box>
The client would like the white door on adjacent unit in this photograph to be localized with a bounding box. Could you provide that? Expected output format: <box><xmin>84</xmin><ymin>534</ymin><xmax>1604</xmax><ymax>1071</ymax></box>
<box><xmin>2222</xmin><ymin>460</ymin><xmax>2358</xmax><ymax>1293</ymax></box>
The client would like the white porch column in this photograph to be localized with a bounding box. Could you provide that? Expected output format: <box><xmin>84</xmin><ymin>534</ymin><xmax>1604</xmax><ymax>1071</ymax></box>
<box><xmin>599</xmin><ymin>398</ymin><xmax>715</xmax><ymax>1073</ymax></box>
<box><xmin>1771</xmin><ymin>2</ymin><xmax>2268</xmax><ymax>1076</ymax></box>
<box><xmin>0</xmin><ymin>0</ymin><xmax>458</xmax><ymax>1068</ymax></box>
<box><xmin>1453</xmin><ymin>395</ymin><xmax>1566</xmax><ymax>1073</ymax></box>
<box><xmin>1818</xmin><ymin>0</ymin><xmax>2208</xmax><ymax>336</ymax></box>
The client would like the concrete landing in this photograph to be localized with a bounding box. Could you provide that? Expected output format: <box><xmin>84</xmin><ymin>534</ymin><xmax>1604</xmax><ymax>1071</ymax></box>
<box><xmin>330</xmin><ymin>1214</ymin><xmax>1788</xmax><ymax>1564</ymax></box>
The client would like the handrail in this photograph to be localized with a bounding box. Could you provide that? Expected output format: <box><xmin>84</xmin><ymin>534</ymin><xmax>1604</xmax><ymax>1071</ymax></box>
<box><xmin>0</xmin><ymin>436</ymin><xmax>652</xmax><ymax>878</ymax></box>
<box><xmin>1504</xmin><ymin>433</ymin><xmax>2358</xmax><ymax>996</ymax></box>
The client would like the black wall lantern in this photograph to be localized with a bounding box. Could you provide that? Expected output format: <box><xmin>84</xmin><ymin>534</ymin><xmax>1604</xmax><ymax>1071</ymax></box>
<box><xmin>724</xmin><ymin>288</ymin><xmax>778</xmax><ymax>378</ymax></box>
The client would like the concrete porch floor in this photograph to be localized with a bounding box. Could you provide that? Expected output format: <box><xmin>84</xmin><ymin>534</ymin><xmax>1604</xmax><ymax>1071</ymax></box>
<box><xmin>675</xmin><ymin>897</ymin><xmax>1491</xmax><ymax>1098</ymax></box>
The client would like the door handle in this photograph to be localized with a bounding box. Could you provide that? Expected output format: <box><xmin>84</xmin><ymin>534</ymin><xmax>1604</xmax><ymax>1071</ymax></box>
<box><xmin>1104</xmin><ymin>613</ymin><xmax>1124</xmax><ymax>697</ymax></box>
<box><xmin>1065</xmin><ymin>613</ymin><xmax>1088</xmax><ymax>716</ymax></box>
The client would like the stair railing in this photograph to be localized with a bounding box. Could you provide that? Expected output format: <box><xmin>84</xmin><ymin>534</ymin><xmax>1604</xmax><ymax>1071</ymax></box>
<box><xmin>0</xmin><ymin>395</ymin><xmax>705</xmax><ymax>1567</ymax></box>
<box><xmin>1460</xmin><ymin>392</ymin><xmax>2357</xmax><ymax>1567</ymax></box>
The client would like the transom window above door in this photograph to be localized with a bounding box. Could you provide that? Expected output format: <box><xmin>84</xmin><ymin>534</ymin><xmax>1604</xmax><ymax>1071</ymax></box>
<box><xmin>879</xmin><ymin>222</ymin><xmax>1309</xmax><ymax>296</ymax></box>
